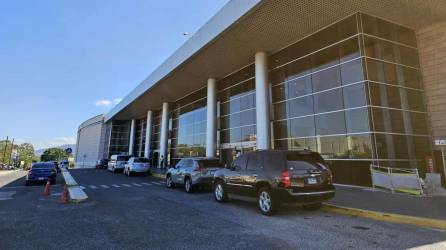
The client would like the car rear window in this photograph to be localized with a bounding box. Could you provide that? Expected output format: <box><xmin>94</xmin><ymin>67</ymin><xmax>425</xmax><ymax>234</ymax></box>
<box><xmin>198</xmin><ymin>159</ymin><xmax>223</xmax><ymax>168</ymax></box>
<box><xmin>134</xmin><ymin>158</ymin><xmax>149</xmax><ymax>163</ymax></box>
<box><xmin>32</xmin><ymin>163</ymin><xmax>54</xmax><ymax>169</ymax></box>
<box><xmin>117</xmin><ymin>156</ymin><xmax>130</xmax><ymax>161</ymax></box>
<box><xmin>286</xmin><ymin>152</ymin><xmax>325</xmax><ymax>170</ymax></box>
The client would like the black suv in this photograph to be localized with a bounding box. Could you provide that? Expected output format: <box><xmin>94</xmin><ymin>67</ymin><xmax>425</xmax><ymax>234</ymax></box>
<box><xmin>213</xmin><ymin>150</ymin><xmax>335</xmax><ymax>215</ymax></box>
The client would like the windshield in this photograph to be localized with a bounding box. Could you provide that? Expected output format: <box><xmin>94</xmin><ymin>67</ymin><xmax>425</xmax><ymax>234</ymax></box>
<box><xmin>199</xmin><ymin>159</ymin><xmax>223</xmax><ymax>168</ymax></box>
<box><xmin>117</xmin><ymin>156</ymin><xmax>130</xmax><ymax>161</ymax></box>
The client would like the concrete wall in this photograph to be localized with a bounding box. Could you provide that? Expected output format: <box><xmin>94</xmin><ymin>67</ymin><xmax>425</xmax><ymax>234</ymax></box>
<box><xmin>75</xmin><ymin>115</ymin><xmax>106</xmax><ymax>168</ymax></box>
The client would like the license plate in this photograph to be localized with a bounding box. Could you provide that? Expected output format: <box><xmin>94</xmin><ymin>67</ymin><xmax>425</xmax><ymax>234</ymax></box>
<box><xmin>307</xmin><ymin>177</ymin><xmax>317</xmax><ymax>184</ymax></box>
<box><xmin>38</xmin><ymin>177</ymin><xmax>44</xmax><ymax>180</ymax></box>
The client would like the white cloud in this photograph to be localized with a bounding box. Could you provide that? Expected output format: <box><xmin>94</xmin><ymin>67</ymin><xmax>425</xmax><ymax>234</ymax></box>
<box><xmin>95</xmin><ymin>98</ymin><xmax>122</xmax><ymax>107</ymax></box>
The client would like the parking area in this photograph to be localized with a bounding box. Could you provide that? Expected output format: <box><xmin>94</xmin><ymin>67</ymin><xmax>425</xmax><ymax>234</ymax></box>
<box><xmin>0</xmin><ymin>168</ymin><xmax>445</xmax><ymax>249</ymax></box>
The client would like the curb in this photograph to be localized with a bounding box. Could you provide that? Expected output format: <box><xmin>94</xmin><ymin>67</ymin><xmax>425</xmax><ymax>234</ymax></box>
<box><xmin>61</xmin><ymin>169</ymin><xmax>88</xmax><ymax>203</ymax></box>
<box><xmin>151</xmin><ymin>172</ymin><xmax>166</xmax><ymax>179</ymax></box>
<box><xmin>321</xmin><ymin>203</ymin><xmax>446</xmax><ymax>230</ymax></box>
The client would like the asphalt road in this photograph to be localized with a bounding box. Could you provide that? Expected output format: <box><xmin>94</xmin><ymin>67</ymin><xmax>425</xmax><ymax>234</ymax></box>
<box><xmin>0</xmin><ymin>169</ymin><xmax>445</xmax><ymax>249</ymax></box>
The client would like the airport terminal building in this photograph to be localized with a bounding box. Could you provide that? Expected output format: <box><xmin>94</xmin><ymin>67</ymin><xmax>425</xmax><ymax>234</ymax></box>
<box><xmin>77</xmin><ymin>0</ymin><xmax>446</xmax><ymax>186</ymax></box>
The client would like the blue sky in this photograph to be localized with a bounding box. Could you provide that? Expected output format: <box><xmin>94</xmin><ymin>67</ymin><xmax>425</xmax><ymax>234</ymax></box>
<box><xmin>0</xmin><ymin>0</ymin><xmax>229</xmax><ymax>150</ymax></box>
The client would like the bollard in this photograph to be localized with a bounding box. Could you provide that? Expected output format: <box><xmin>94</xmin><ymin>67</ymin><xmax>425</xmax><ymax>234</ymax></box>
<box><xmin>60</xmin><ymin>184</ymin><xmax>69</xmax><ymax>203</ymax></box>
<box><xmin>43</xmin><ymin>180</ymin><xmax>51</xmax><ymax>196</ymax></box>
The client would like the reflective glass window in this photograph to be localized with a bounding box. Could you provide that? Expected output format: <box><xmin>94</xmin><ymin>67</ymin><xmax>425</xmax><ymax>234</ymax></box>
<box><xmin>313</xmin><ymin>88</ymin><xmax>344</xmax><ymax>113</ymax></box>
<box><xmin>315</xmin><ymin>111</ymin><xmax>346</xmax><ymax>135</ymax></box>
<box><xmin>289</xmin><ymin>116</ymin><xmax>316</xmax><ymax>138</ymax></box>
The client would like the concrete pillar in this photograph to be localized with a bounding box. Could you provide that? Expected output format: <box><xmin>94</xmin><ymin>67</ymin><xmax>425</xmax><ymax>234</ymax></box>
<box><xmin>255</xmin><ymin>52</ymin><xmax>271</xmax><ymax>150</ymax></box>
<box><xmin>144</xmin><ymin>110</ymin><xmax>153</xmax><ymax>158</ymax></box>
<box><xmin>206</xmin><ymin>78</ymin><xmax>217</xmax><ymax>157</ymax></box>
<box><xmin>128</xmin><ymin>119</ymin><xmax>135</xmax><ymax>156</ymax></box>
<box><xmin>159</xmin><ymin>102</ymin><xmax>169</xmax><ymax>168</ymax></box>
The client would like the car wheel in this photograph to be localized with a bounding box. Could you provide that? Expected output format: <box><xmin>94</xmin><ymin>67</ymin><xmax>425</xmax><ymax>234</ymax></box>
<box><xmin>302</xmin><ymin>202</ymin><xmax>322</xmax><ymax>210</ymax></box>
<box><xmin>184</xmin><ymin>177</ymin><xmax>193</xmax><ymax>193</ymax></box>
<box><xmin>214</xmin><ymin>180</ymin><xmax>228</xmax><ymax>202</ymax></box>
<box><xmin>166</xmin><ymin>175</ymin><xmax>174</xmax><ymax>188</ymax></box>
<box><xmin>257</xmin><ymin>187</ymin><xmax>278</xmax><ymax>216</ymax></box>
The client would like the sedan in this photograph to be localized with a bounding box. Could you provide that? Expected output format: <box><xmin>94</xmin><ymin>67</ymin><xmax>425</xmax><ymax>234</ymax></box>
<box><xmin>26</xmin><ymin>162</ymin><xmax>57</xmax><ymax>185</ymax></box>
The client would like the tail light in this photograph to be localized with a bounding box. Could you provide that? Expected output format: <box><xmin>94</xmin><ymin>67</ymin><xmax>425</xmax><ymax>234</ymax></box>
<box><xmin>281</xmin><ymin>170</ymin><xmax>291</xmax><ymax>188</ymax></box>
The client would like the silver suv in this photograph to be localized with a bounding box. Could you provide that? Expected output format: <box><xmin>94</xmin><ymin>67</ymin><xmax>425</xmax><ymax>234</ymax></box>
<box><xmin>165</xmin><ymin>158</ymin><xmax>223</xmax><ymax>193</ymax></box>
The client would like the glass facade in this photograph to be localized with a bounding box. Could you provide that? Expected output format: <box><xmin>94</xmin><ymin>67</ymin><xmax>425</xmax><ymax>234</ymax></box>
<box><xmin>170</xmin><ymin>88</ymin><xmax>207</xmax><ymax>165</ymax></box>
<box><xmin>108</xmin><ymin>12</ymin><xmax>430</xmax><ymax>186</ymax></box>
<box><xmin>217</xmin><ymin>65</ymin><xmax>257</xmax><ymax>165</ymax></box>
<box><xmin>109</xmin><ymin>120</ymin><xmax>131</xmax><ymax>156</ymax></box>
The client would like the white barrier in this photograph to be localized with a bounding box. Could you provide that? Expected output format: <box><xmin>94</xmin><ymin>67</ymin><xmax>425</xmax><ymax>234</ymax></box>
<box><xmin>61</xmin><ymin>168</ymin><xmax>88</xmax><ymax>202</ymax></box>
<box><xmin>370</xmin><ymin>165</ymin><xmax>424</xmax><ymax>196</ymax></box>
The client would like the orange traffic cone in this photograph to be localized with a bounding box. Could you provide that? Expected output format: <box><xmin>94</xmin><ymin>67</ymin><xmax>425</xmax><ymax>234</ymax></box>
<box><xmin>43</xmin><ymin>180</ymin><xmax>51</xmax><ymax>196</ymax></box>
<box><xmin>60</xmin><ymin>184</ymin><xmax>69</xmax><ymax>203</ymax></box>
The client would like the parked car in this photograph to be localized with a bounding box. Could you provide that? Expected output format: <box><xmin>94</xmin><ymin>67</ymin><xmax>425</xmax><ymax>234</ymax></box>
<box><xmin>165</xmin><ymin>157</ymin><xmax>224</xmax><ymax>193</ymax></box>
<box><xmin>123</xmin><ymin>157</ymin><xmax>150</xmax><ymax>176</ymax></box>
<box><xmin>95</xmin><ymin>159</ymin><xmax>109</xmax><ymax>169</ymax></box>
<box><xmin>213</xmin><ymin>150</ymin><xmax>335</xmax><ymax>215</ymax></box>
<box><xmin>26</xmin><ymin>162</ymin><xmax>57</xmax><ymax>185</ymax></box>
<box><xmin>59</xmin><ymin>160</ymin><xmax>69</xmax><ymax>169</ymax></box>
<box><xmin>108</xmin><ymin>155</ymin><xmax>130</xmax><ymax>173</ymax></box>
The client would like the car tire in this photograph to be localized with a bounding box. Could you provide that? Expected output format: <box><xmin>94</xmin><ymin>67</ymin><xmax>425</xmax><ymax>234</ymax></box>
<box><xmin>214</xmin><ymin>180</ymin><xmax>228</xmax><ymax>203</ymax></box>
<box><xmin>184</xmin><ymin>177</ymin><xmax>193</xmax><ymax>193</ymax></box>
<box><xmin>302</xmin><ymin>202</ymin><xmax>322</xmax><ymax>210</ymax></box>
<box><xmin>166</xmin><ymin>175</ymin><xmax>174</xmax><ymax>188</ymax></box>
<box><xmin>257</xmin><ymin>187</ymin><xmax>278</xmax><ymax>216</ymax></box>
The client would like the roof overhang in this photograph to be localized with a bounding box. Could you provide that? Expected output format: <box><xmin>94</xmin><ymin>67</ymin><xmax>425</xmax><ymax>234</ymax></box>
<box><xmin>105</xmin><ymin>0</ymin><xmax>446</xmax><ymax>122</ymax></box>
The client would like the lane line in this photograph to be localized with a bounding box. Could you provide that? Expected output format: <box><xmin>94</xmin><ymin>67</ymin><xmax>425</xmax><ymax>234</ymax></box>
<box><xmin>88</xmin><ymin>185</ymin><xmax>97</xmax><ymax>189</ymax></box>
<box><xmin>100</xmin><ymin>185</ymin><xmax>110</xmax><ymax>189</ymax></box>
<box><xmin>132</xmin><ymin>183</ymin><xmax>142</xmax><ymax>187</ymax></box>
<box><xmin>122</xmin><ymin>184</ymin><xmax>132</xmax><ymax>187</ymax></box>
<box><xmin>80</xmin><ymin>186</ymin><xmax>85</xmax><ymax>190</ymax></box>
<box><xmin>111</xmin><ymin>184</ymin><xmax>121</xmax><ymax>188</ymax></box>
<box><xmin>151</xmin><ymin>181</ymin><xmax>161</xmax><ymax>185</ymax></box>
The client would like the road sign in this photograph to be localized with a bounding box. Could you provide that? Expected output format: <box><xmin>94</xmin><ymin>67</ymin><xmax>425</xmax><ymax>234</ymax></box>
<box><xmin>435</xmin><ymin>139</ymin><xmax>446</xmax><ymax>146</ymax></box>
<box><xmin>65</xmin><ymin>148</ymin><xmax>73</xmax><ymax>154</ymax></box>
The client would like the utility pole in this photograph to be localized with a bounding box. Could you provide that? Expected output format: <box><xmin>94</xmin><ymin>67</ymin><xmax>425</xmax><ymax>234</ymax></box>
<box><xmin>2</xmin><ymin>136</ymin><xmax>8</xmax><ymax>163</ymax></box>
<box><xmin>8</xmin><ymin>138</ymin><xmax>14</xmax><ymax>165</ymax></box>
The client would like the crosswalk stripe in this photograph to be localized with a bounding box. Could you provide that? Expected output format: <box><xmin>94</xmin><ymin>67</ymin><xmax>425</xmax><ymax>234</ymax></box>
<box><xmin>122</xmin><ymin>184</ymin><xmax>132</xmax><ymax>187</ymax></box>
<box><xmin>151</xmin><ymin>181</ymin><xmax>161</xmax><ymax>185</ymax></box>
<box><xmin>132</xmin><ymin>183</ymin><xmax>142</xmax><ymax>187</ymax></box>
<box><xmin>80</xmin><ymin>186</ymin><xmax>85</xmax><ymax>189</ymax></box>
<box><xmin>0</xmin><ymin>191</ymin><xmax>15</xmax><ymax>200</ymax></box>
<box><xmin>141</xmin><ymin>182</ymin><xmax>152</xmax><ymax>186</ymax></box>
<box><xmin>100</xmin><ymin>185</ymin><xmax>110</xmax><ymax>189</ymax></box>
<box><xmin>111</xmin><ymin>184</ymin><xmax>121</xmax><ymax>188</ymax></box>
<box><xmin>88</xmin><ymin>185</ymin><xmax>97</xmax><ymax>189</ymax></box>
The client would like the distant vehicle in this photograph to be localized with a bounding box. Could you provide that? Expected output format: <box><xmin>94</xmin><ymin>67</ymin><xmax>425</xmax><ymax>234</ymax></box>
<box><xmin>165</xmin><ymin>157</ymin><xmax>224</xmax><ymax>193</ymax></box>
<box><xmin>26</xmin><ymin>162</ymin><xmax>57</xmax><ymax>185</ymax></box>
<box><xmin>123</xmin><ymin>157</ymin><xmax>150</xmax><ymax>176</ymax></box>
<box><xmin>59</xmin><ymin>160</ymin><xmax>69</xmax><ymax>169</ymax></box>
<box><xmin>52</xmin><ymin>161</ymin><xmax>60</xmax><ymax>173</ymax></box>
<box><xmin>108</xmin><ymin>155</ymin><xmax>130</xmax><ymax>173</ymax></box>
<box><xmin>95</xmin><ymin>159</ymin><xmax>109</xmax><ymax>169</ymax></box>
<box><xmin>213</xmin><ymin>150</ymin><xmax>335</xmax><ymax>216</ymax></box>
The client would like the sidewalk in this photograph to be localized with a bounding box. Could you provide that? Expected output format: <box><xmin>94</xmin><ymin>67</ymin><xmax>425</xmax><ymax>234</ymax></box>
<box><xmin>150</xmin><ymin>167</ymin><xmax>167</xmax><ymax>179</ymax></box>
<box><xmin>327</xmin><ymin>184</ymin><xmax>446</xmax><ymax>221</ymax></box>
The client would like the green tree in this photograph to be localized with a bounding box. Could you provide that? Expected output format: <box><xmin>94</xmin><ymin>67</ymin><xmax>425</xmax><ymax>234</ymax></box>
<box><xmin>17</xmin><ymin>143</ymin><xmax>35</xmax><ymax>169</ymax></box>
<box><xmin>40</xmin><ymin>148</ymin><xmax>69</xmax><ymax>162</ymax></box>
<box><xmin>0</xmin><ymin>140</ymin><xmax>17</xmax><ymax>164</ymax></box>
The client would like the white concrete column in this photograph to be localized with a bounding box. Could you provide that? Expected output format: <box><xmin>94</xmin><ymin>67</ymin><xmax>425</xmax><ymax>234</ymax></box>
<box><xmin>128</xmin><ymin>119</ymin><xmax>135</xmax><ymax>156</ymax></box>
<box><xmin>144</xmin><ymin>110</ymin><xmax>153</xmax><ymax>158</ymax></box>
<box><xmin>255</xmin><ymin>51</ymin><xmax>271</xmax><ymax>150</ymax></box>
<box><xmin>206</xmin><ymin>78</ymin><xmax>217</xmax><ymax>157</ymax></box>
<box><xmin>159</xmin><ymin>102</ymin><xmax>169</xmax><ymax>168</ymax></box>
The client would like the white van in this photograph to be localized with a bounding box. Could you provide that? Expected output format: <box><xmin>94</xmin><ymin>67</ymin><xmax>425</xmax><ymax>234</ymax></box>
<box><xmin>108</xmin><ymin>155</ymin><xmax>130</xmax><ymax>173</ymax></box>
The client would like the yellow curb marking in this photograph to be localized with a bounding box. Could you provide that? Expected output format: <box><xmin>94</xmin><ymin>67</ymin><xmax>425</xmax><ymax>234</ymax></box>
<box><xmin>322</xmin><ymin>204</ymin><xmax>446</xmax><ymax>230</ymax></box>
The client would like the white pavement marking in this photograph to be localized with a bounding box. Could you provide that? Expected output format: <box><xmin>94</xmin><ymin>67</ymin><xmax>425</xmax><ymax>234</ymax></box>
<box><xmin>80</xmin><ymin>186</ymin><xmax>85</xmax><ymax>190</ymax></box>
<box><xmin>141</xmin><ymin>182</ymin><xmax>152</xmax><ymax>186</ymax></box>
<box><xmin>100</xmin><ymin>185</ymin><xmax>110</xmax><ymax>189</ymax></box>
<box><xmin>88</xmin><ymin>185</ymin><xmax>97</xmax><ymax>189</ymax></box>
<box><xmin>111</xmin><ymin>184</ymin><xmax>121</xmax><ymax>188</ymax></box>
<box><xmin>132</xmin><ymin>183</ymin><xmax>142</xmax><ymax>187</ymax></box>
<box><xmin>151</xmin><ymin>181</ymin><xmax>161</xmax><ymax>185</ymax></box>
<box><xmin>51</xmin><ymin>192</ymin><xmax>62</xmax><ymax>196</ymax></box>
<box><xmin>122</xmin><ymin>184</ymin><xmax>132</xmax><ymax>187</ymax></box>
<box><xmin>0</xmin><ymin>191</ymin><xmax>16</xmax><ymax>200</ymax></box>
